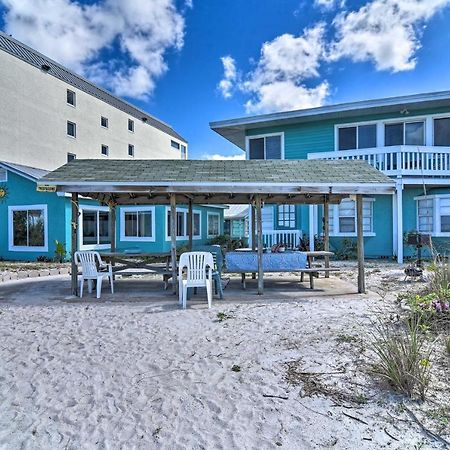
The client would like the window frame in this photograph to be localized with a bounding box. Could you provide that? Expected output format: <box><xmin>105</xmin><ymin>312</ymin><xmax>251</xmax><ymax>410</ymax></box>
<box><xmin>207</xmin><ymin>212</ymin><xmax>221</xmax><ymax>238</ymax></box>
<box><xmin>433</xmin><ymin>116</ymin><xmax>450</xmax><ymax>147</ymax></box>
<box><xmin>0</xmin><ymin>168</ymin><xmax>8</xmax><ymax>182</ymax></box>
<box><xmin>128</xmin><ymin>119</ymin><xmax>134</xmax><ymax>133</ymax></box>
<box><xmin>67</xmin><ymin>121</ymin><xmax>76</xmax><ymax>138</ymax></box>
<box><xmin>78</xmin><ymin>206</ymin><xmax>111</xmax><ymax>250</ymax></box>
<box><xmin>171</xmin><ymin>140</ymin><xmax>180</xmax><ymax>150</ymax></box>
<box><xmin>337</xmin><ymin>123</ymin><xmax>377</xmax><ymax>151</ymax></box>
<box><xmin>66</xmin><ymin>89</ymin><xmax>76</xmax><ymax>107</ymax></box>
<box><xmin>384</xmin><ymin>120</ymin><xmax>425</xmax><ymax>147</ymax></box>
<box><xmin>8</xmin><ymin>204</ymin><xmax>48</xmax><ymax>252</ymax></box>
<box><xmin>181</xmin><ymin>144</ymin><xmax>187</xmax><ymax>159</ymax></box>
<box><xmin>101</xmin><ymin>116</ymin><xmax>109</xmax><ymax>129</ymax></box>
<box><xmin>128</xmin><ymin>144</ymin><xmax>135</xmax><ymax>157</ymax></box>
<box><xmin>120</xmin><ymin>206</ymin><xmax>155</xmax><ymax>242</ymax></box>
<box><xmin>277</xmin><ymin>204</ymin><xmax>296</xmax><ymax>229</ymax></box>
<box><xmin>101</xmin><ymin>144</ymin><xmax>109</xmax><ymax>157</ymax></box>
<box><xmin>245</xmin><ymin>132</ymin><xmax>285</xmax><ymax>160</ymax></box>
<box><xmin>415</xmin><ymin>194</ymin><xmax>450</xmax><ymax>237</ymax></box>
<box><xmin>165</xmin><ymin>207</ymin><xmax>202</xmax><ymax>241</ymax></box>
<box><xmin>328</xmin><ymin>198</ymin><xmax>375</xmax><ymax>237</ymax></box>
<box><xmin>67</xmin><ymin>153</ymin><xmax>76</xmax><ymax>162</ymax></box>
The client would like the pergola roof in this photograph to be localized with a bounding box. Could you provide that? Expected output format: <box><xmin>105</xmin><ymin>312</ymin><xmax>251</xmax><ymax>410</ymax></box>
<box><xmin>38</xmin><ymin>159</ymin><xmax>394</xmax><ymax>205</ymax></box>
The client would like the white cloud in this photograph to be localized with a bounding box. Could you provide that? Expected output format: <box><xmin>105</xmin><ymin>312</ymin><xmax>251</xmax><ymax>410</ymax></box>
<box><xmin>0</xmin><ymin>0</ymin><xmax>186</xmax><ymax>98</ymax></box>
<box><xmin>205</xmin><ymin>153</ymin><xmax>245</xmax><ymax>161</ymax></box>
<box><xmin>329</xmin><ymin>0</ymin><xmax>450</xmax><ymax>72</ymax></box>
<box><xmin>218</xmin><ymin>56</ymin><xmax>237</xmax><ymax>99</ymax></box>
<box><xmin>314</xmin><ymin>0</ymin><xmax>346</xmax><ymax>10</ymax></box>
<box><xmin>240</xmin><ymin>24</ymin><xmax>330</xmax><ymax>114</ymax></box>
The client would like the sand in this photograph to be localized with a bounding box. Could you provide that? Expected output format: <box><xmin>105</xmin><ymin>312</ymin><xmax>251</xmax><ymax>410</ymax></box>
<box><xmin>0</xmin><ymin>266</ymin><xmax>448</xmax><ymax>449</ymax></box>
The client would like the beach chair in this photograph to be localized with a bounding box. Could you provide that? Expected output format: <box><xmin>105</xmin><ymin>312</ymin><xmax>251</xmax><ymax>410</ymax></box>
<box><xmin>178</xmin><ymin>251</ymin><xmax>213</xmax><ymax>309</ymax></box>
<box><xmin>74</xmin><ymin>251</ymin><xmax>114</xmax><ymax>299</ymax></box>
<box><xmin>194</xmin><ymin>245</ymin><xmax>224</xmax><ymax>299</ymax></box>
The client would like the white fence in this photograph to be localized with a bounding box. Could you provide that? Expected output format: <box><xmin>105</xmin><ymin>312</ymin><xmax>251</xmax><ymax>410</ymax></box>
<box><xmin>262</xmin><ymin>230</ymin><xmax>301</xmax><ymax>249</ymax></box>
<box><xmin>308</xmin><ymin>145</ymin><xmax>450</xmax><ymax>177</ymax></box>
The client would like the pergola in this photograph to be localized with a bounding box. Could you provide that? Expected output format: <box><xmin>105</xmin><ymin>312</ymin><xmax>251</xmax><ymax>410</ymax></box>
<box><xmin>38</xmin><ymin>159</ymin><xmax>395</xmax><ymax>296</ymax></box>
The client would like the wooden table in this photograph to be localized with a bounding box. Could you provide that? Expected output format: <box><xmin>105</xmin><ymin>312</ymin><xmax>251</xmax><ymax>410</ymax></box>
<box><xmin>302</xmin><ymin>250</ymin><xmax>334</xmax><ymax>280</ymax></box>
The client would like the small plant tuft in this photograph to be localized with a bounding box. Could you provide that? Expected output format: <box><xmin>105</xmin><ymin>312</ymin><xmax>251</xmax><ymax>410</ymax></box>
<box><xmin>446</xmin><ymin>336</ymin><xmax>450</xmax><ymax>355</ymax></box>
<box><xmin>231</xmin><ymin>365</ymin><xmax>241</xmax><ymax>372</ymax></box>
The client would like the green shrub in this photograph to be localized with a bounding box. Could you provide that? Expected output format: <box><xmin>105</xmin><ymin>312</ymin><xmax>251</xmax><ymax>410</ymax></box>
<box><xmin>209</xmin><ymin>234</ymin><xmax>245</xmax><ymax>251</ymax></box>
<box><xmin>370</xmin><ymin>316</ymin><xmax>432</xmax><ymax>400</ymax></box>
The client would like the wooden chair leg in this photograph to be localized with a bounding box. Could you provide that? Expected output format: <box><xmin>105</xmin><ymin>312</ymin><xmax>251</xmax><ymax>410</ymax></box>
<box><xmin>309</xmin><ymin>272</ymin><xmax>314</xmax><ymax>289</ymax></box>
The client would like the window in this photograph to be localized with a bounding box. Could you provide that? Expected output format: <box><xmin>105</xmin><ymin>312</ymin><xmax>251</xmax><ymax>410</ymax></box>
<box><xmin>385</xmin><ymin>121</ymin><xmax>424</xmax><ymax>146</ymax></box>
<box><xmin>248</xmin><ymin>134</ymin><xmax>283</xmax><ymax>159</ymax></box>
<box><xmin>66</xmin><ymin>89</ymin><xmax>76</xmax><ymax>106</ymax></box>
<box><xmin>120</xmin><ymin>207</ymin><xmax>155</xmax><ymax>241</ymax></box>
<box><xmin>338</xmin><ymin>124</ymin><xmax>376</xmax><ymax>151</ymax></box>
<box><xmin>101</xmin><ymin>116</ymin><xmax>108</xmax><ymax>128</ymax></box>
<box><xmin>171</xmin><ymin>140</ymin><xmax>180</xmax><ymax>150</ymax></box>
<box><xmin>67</xmin><ymin>121</ymin><xmax>76</xmax><ymax>138</ymax></box>
<box><xmin>166</xmin><ymin>209</ymin><xmax>201</xmax><ymax>240</ymax></box>
<box><xmin>0</xmin><ymin>168</ymin><xmax>7</xmax><ymax>182</ymax></box>
<box><xmin>9</xmin><ymin>205</ymin><xmax>47</xmax><ymax>251</ymax></box>
<box><xmin>101</xmin><ymin>145</ymin><xmax>109</xmax><ymax>156</ymax></box>
<box><xmin>128</xmin><ymin>144</ymin><xmax>134</xmax><ymax>157</ymax></box>
<box><xmin>439</xmin><ymin>198</ymin><xmax>450</xmax><ymax>233</ymax></box>
<box><xmin>181</xmin><ymin>145</ymin><xmax>187</xmax><ymax>159</ymax></box>
<box><xmin>277</xmin><ymin>205</ymin><xmax>296</xmax><ymax>228</ymax></box>
<box><xmin>328</xmin><ymin>199</ymin><xmax>374</xmax><ymax>235</ymax></box>
<box><xmin>207</xmin><ymin>213</ymin><xmax>220</xmax><ymax>237</ymax></box>
<box><xmin>67</xmin><ymin>153</ymin><xmax>76</xmax><ymax>162</ymax></box>
<box><xmin>128</xmin><ymin>119</ymin><xmax>134</xmax><ymax>132</ymax></box>
<box><xmin>434</xmin><ymin>118</ymin><xmax>450</xmax><ymax>146</ymax></box>
<box><xmin>80</xmin><ymin>207</ymin><xmax>110</xmax><ymax>249</ymax></box>
<box><xmin>417</xmin><ymin>198</ymin><xmax>433</xmax><ymax>233</ymax></box>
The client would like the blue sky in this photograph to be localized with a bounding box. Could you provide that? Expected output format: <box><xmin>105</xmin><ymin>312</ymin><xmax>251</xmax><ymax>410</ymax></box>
<box><xmin>1</xmin><ymin>0</ymin><xmax>450</xmax><ymax>159</ymax></box>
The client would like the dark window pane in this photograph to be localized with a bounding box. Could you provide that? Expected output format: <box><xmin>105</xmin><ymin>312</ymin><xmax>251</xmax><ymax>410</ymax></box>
<box><xmin>13</xmin><ymin>211</ymin><xmax>28</xmax><ymax>246</ymax></box>
<box><xmin>125</xmin><ymin>212</ymin><xmax>138</xmax><ymax>237</ymax></box>
<box><xmin>128</xmin><ymin>144</ymin><xmax>134</xmax><ymax>157</ymax></box>
<box><xmin>67</xmin><ymin>153</ymin><xmax>76</xmax><ymax>162</ymax></box>
<box><xmin>434</xmin><ymin>118</ymin><xmax>450</xmax><ymax>146</ymax></box>
<box><xmin>82</xmin><ymin>211</ymin><xmax>97</xmax><ymax>245</ymax></box>
<box><xmin>265</xmin><ymin>135</ymin><xmax>282</xmax><ymax>159</ymax></box>
<box><xmin>441</xmin><ymin>216</ymin><xmax>450</xmax><ymax>232</ymax></box>
<box><xmin>67</xmin><ymin>121</ymin><xmax>76</xmax><ymax>137</ymax></box>
<box><xmin>177</xmin><ymin>211</ymin><xmax>184</xmax><ymax>236</ymax></box>
<box><xmin>98</xmin><ymin>212</ymin><xmax>110</xmax><ymax>244</ymax></box>
<box><xmin>405</xmin><ymin>122</ymin><xmax>424</xmax><ymax>145</ymax></box>
<box><xmin>28</xmin><ymin>210</ymin><xmax>44</xmax><ymax>246</ymax></box>
<box><xmin>67</xmin><ymin>90</ymin><xmax>75</xmax><ymax>106</ymax></box>
<box><xmin>385</xmin><ymin>123</ymin><xmax>403</xmax><ymax>146</ymax></box>
<box><xmin>101</xmin><ymin>117</ymin><xmax>108</xmax><ymax>128</ymax></box>
<box><xmin>171</xmin><ymin>140</ymin><xmax>180</xmax><ymax>149</ymax></box>
<box><xmin>338</xmin><ymin>127</ymin><xmax>356</xmax><ymax>150</ymax></box>
<box><xmin>138</xmin><ymin>212</ymin><xmax>152</xmax><ymax>237</ymax></box>
<box><xmin>358</xmin><ymin>125</ymin><xmax>376</xmax><ymax>149</ymax></box>
<box><xmin>128</xmin><ymin>119</ymin><xmax>134</xmax><ymax>132</ymax></box>
<box><xmin>249</xmin><ymin>138</ymin><xmax>264</xmax><ymax>159</ymax></box>
<box><xmin>193</xmin><ymin>213</ymin><xmax>200</xmax><ymax>236</ymax></box>
<box><xmin>339</xmin><ymin>217</ymin><xmax>355</xmax><ymax>233</ymax></box>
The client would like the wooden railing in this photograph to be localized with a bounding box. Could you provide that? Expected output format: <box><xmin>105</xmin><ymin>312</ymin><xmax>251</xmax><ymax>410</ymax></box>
<box><xmin>262</xmin><ymin>230</ymin><xmax>301</xmax><ymax>249</ymax></box>
<box><xmin>307</xmin><ymin>145</ymin><xmax>450</xmax><ymax>176</ymax></box>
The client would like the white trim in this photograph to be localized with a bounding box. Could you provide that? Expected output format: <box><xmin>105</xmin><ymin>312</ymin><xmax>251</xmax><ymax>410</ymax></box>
<box><xmin>101</xmin><ymin>116</ymin><xmax>109</xmax><ymax>129</ymax></box>
<box><xmin>67</xmin><ymin>120</ymin><xmax>76</xmax><ymax>138</ymax></box>
<box><xmin>329</xmin><ymin>198</ymin><xmax>375</xmax><ymax>237</ymax></box>
<box><xmin>396</xmin><ymin>181</ymin><xmax>404</xmax><ymax>263</ymax></box>
<box><xmin>78</xmin><ymin>205</ymin><xmax>111</xmax><ymax>250</ymax></box>
<box><xmin>66</xmin><ymin>89</ymin><xmax>76</xmax><ymax>108</ymax></box>
<box><xmin>128</xmin><ymin>119</ymin><xmax>135</xmax><ymax>133</ymax></box>
<box><xmin>101</xmin><ymin>144</ymin><xmax>109</xmax><ymax>157</ymax></box>
<box><xmin>164</xmin><ymin>206</ymin><xmax>202</xmax><ymax>241</ymax></box>
<box><xmin>335</xmin><ymin>122</ymin><xmax>378</xmax><ymax>151</ymax></box>
<box><xmin>8</xmin><ymin>204</ymin><xmax>48</xmax><ymax>252</ymax></box>
<box><xmin>120</xmin><ymin>206</ymin><xmax>156</xmax><ymax>242</ymax></box>
<box><xmin>207</xmin><ymin>212</ymin><xmax>221</xmax><ymax>238</ymax></box>
<box><xmin>245</xmin><ymin>132</ymin><xmax>285</xmax><ymax>160</ymax></box>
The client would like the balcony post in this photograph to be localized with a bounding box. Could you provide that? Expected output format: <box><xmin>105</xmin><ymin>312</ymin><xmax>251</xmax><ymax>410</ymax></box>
<box><xmin>308</xmin><ymin>205</ymin><xmax>316</xmax><ymax>251</ymax></box>
<box><xmin>395</xmin><ymin>179</ymin><xmax>404</xmax><ymax>264</ymax></box>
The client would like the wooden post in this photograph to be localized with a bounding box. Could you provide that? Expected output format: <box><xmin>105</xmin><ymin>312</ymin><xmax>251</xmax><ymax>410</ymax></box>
<box><xmin>71</xmin><ymin>193</ymin><xmax>79</xmax><ymax>296</ymax></box>
<box><xmin>170</xmin><ymin>193</ymin><xmax>178</xmax><ymax>295</ymax></box>
<box><xmin>356</xmin><ymin>194</ymin><xmax>365</xmax><ymax>294</ymax></box>
<box><xmin>188</xmin><ymin>199</ymin><xmax>193</xmax><ymax>252</ymax></box>
<box><xmin>323</xmin><ymin>197</ymin><xmax>330</xmax><ymax>278</ymax></box>
<box><xmin>109</xmin><ymin>202</ymin><xmax>116</xmax><ymax>275</ymax></box>
<box><xmin>255</xmin><ymin>195</ymin><xmax>264</xmax><ymax>295</ymax></box>
<box><xmin>251</xmin><ymin>202</ymin><xmax>256</xmax><ymax>279</ymax></box>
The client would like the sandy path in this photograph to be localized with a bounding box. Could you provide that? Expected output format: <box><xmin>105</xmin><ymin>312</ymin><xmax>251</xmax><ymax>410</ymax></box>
<box><xmin>0</xmin><ymin>274</ymin><xmax>444</xmax><ymax>450</ymax></box>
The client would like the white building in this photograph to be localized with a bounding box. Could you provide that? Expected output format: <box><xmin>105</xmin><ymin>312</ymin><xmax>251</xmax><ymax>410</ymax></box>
<box><xmin>0</xmin><ymin>32</ymin><xmax>187</xmax><ymax>170</ymax></box>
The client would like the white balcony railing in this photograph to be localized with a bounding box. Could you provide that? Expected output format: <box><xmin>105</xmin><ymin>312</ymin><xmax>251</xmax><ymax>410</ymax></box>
<box><xmin>307</xmin><ymin>145</ymin><xmax>450</xmax><ymax>177</ymax></box>
<box><xmin>262</xmin><ymin>230</ymin><xmax>301</xmax><ymax>249</ymax></box>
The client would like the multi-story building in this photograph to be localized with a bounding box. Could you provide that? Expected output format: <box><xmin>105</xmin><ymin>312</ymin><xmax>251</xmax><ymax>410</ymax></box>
<box><xmin>0</xmin><ymin>33</ymin><xmax>224</xmax><ymax>261</ymax></box>
<box><xmin>0</xmin><ymin>31</ymin><xmax>187</xmax><ymax>169</ymax></box>
<box><xmin>211</xmin><ymin>91</ymin><xmax>450</xmax><ymax>262</ymax></box>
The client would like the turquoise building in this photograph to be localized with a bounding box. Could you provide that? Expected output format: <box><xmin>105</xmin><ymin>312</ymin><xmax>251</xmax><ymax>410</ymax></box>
<box><xmin>211</xmin><ymin>91</ymin><xmax>450</xmax><ymax>262</ymax></box>
<box><xmin>0</xmin><ymin>161</ymin><xmax>224</xmax><ymax>261</ymax></box>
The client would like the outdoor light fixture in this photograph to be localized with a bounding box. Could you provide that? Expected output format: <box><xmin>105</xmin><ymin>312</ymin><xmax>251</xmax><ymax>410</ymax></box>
<box><xmin>400</xmin><ymin>108</ymin><xmax>409</xmax><ymax>115</ymax></box>
<box><xmin>41</xmin><ymin>63</ymin><xmax>51</xmax><ymax>72</ymax></box>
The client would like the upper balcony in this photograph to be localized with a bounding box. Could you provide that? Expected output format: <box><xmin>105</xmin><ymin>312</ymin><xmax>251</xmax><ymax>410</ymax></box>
<box><xmin>307</xmin><ymin>146</ymin><xmax>450</xmax><ymax>178</ymax></box>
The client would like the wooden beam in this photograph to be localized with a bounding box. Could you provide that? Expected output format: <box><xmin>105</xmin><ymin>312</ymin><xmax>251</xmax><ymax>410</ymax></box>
<box><xmin>188</xmin><ymin>199</ymin><xmax>193</xmax><ymax>251</ymax></box>
<box><xmin>71</xmin><ymin>193</ymin><xmax>79</xmax><ymax>296</ymax></box>
<box><xmin>109</xmin><ymin>200</ymin><xmax>116</xmax><ymax>270</ymax></box>
<box><xmin>170</xmin><ymin>193</ymin><xmax>178</xmax><ymax>295</ymax></box>
<box><xmin>323</xmin><ymin>197</ymin><xmax>330</xmax><ymax>278</ymax></box>
<box><xmin>356</xmin><ymin>194</ymin><xmax>365</xmax><ymax>294</ymax></box>
<box><xmin>255</xmin><ymin>195</ymin><xmax>264</xmax><ymax>295</ymax></box>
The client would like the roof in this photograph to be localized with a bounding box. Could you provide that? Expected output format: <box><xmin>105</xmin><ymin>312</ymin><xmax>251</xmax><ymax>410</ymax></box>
<box><xmin>224</xmin><ymin>205</ymin><xmax>249</xmax><ymax>219</ymax></box>
<box><xmin>38</xmin><ymin>159</ymin><xmax>394</xmax><ymax>205</ymax></box>
<box><xmin>210</xmin><ymin>90</ymin><xmax>450</xmax><ymax>149</ymax></box>
<box><xmin>0</xmin><ymin>160</ymin><xmax>49</xmax><ymax>181</ymax></box>
<box><xmin>0</xmin><ymin>32</ymin><xmax>187</xmax><ymax>144</ymax></box>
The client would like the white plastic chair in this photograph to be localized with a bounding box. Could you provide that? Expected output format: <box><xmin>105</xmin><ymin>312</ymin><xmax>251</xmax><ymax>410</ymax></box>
<box><xmin>178</xmin><ymin>252</ymin><xmax>213</xmax><ymax>309</ymax></box>
<box><xmin>74</xmin><ymin>251</ymin><xmax>114</xmax><ymax>299</ymax></box>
